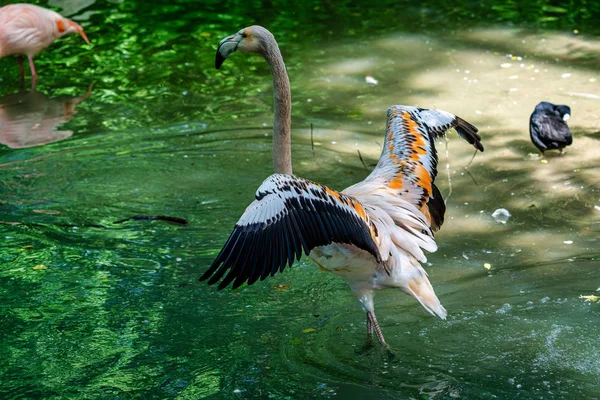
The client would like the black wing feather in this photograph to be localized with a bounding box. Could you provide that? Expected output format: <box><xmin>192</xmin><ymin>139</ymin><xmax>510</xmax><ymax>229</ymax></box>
<box><xmin>453</xmin><ymin>116</ymin><xmax>484</xmax><ymax>152</ymax></box>
<box><xmin>200</xmin><ymin>178</ymin><xmax>381</xmax><ymax>289</ymax></box>
<box><xmin>426</xmin><ymin>183</ymin><xmax>446</xmax><ymax>232</ymax></box>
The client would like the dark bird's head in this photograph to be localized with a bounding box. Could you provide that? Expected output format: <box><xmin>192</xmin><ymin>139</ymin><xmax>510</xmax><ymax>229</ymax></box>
<box><xmin>215</xmin><ymin>26</ymin><xmax>276</xmax><ymax>69</ymax></box>
<box><xmin>556</xmin><ymin>105</ymin><xmax>571</xmax><ymax>122</ymax></box>
<box><xmin>535</xmin><ymin>101</ymin><xmax>571</xmax><ymax>122</ymax></box>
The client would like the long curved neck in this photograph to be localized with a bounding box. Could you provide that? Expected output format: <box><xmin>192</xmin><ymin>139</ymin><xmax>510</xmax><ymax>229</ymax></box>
<box><xmin>262</xmin><ymin>39</ymin><xmax>292</xmax><ymax>175</ymax></box>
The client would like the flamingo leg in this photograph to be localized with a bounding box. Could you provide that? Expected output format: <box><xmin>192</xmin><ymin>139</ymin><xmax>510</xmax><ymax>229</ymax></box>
<box><xmin>367</xmin><ymin>311</ymin><xmax>387</xmax><ymax>347</ymax></box>
<box><xmin>28</xmin><ymin>55</ymin><xmax>37</xmax><ymax>88</ymax></box>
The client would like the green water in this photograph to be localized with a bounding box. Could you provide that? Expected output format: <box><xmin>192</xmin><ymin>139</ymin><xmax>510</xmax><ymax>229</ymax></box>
<box><xmin>1</xmin><ymin>0</ymin><xmax>599</xmax><ymax>398</ymax></box>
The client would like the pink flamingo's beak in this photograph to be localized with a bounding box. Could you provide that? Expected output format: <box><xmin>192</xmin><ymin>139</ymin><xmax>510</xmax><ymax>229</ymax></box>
<box><xmin>67</xmin><ymin>20</ymin><xmax>90</xmax><ymax>44</ymax></box>
<box><xmin>77</xmin><ymin>26</ymin><xmax>90</xmax><ymax>44</ymax></box>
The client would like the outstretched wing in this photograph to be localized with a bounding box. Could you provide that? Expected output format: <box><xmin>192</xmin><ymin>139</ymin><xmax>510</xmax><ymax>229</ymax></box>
<box><xmin>363</xmin><ymin>105</ymin><xmax>483</xmax><ymax>220</ymax></box>
<box><xmin>200</xmin><ymin>174</ymin><xmax>381</xmax><ymax>290</ymax></box>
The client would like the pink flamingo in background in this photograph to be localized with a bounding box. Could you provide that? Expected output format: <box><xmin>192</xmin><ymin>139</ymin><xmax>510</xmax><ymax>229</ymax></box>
<box><xmin>0</xmin><ymin>3</ymin><xmax>89</xmax><ymax>86</ymax></box>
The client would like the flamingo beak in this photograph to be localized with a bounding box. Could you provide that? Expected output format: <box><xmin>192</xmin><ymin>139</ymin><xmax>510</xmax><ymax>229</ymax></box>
<box><xmin>77</xmin><ymin>26</ymin><xmax>90</xmax><ymax>44</ymax></box>
<box><xmin>216</xmin><ymin>33</ymin><xmax>243</xmax><ymax>69</ymax></box>
<box><xmin>68</xmin><ymin>20</ymin><xmax>90</xmax><ymax>44</ymax></box>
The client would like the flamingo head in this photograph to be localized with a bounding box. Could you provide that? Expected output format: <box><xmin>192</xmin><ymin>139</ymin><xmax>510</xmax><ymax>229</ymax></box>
<box><xmin>56</xmin><ymin>18</ymin><xmax>90</xmax><ymax>44</ymax></box>
<box><xmin>216</xmin><ymin>25</ymin><xmax>275</xmax><ymax>69</ymax></box>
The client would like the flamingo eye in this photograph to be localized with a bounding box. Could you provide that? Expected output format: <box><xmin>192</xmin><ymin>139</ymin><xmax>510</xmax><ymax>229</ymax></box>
<box><xmin>241</xmin><ymin>32</ymin><xmax>248</xmax><ymax>39</ymax></box>
<box><xmin>56</xmin><ymin>19</ymin><xmax>66</xmax><ymax>33</ymax></box>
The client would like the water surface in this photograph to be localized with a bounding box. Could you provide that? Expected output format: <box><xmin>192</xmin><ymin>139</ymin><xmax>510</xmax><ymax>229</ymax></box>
<box><xmin>1</xmin><ymin>0</ymin><xmax>599</xmax><ymax>398</ymax></box>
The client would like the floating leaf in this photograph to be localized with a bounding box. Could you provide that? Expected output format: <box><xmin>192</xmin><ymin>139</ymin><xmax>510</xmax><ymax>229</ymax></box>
<box><xmin>484</xmin><ymin>263</ymin><xmax>492</xmax><ymax>270</ymax></box>
<box><xmin>33</xmin><ymin>264</ymin><xmax>48</xmax><ymax>270</ymax></box>
<box><xmin>301</xmin><ymin>328</ymin><xmax>317</xmax><ymax>334</ymax></box>
<box><xmin>579</xmin><ymin>295</ymin><xmax>599</xmax><ymax>302</ymax></box>
<box><xmin>275</xmin><ymin>285</ymin><xmax>290</xmax><ymax>290</ymax></box>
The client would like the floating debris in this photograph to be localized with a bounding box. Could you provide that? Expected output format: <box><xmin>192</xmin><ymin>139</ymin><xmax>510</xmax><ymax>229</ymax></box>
<box><xmin>492</xmin><ymin>208</ymin><xmax>511</xmax><ymax>224</ymax></box>
<box><xmin>484</xmin><ymin>263</ymin><xmax>491</xmax><ymax>270</ymax></box>
<box><xmin>594</xmin><ymin>205</ymin><xmax>600</xmax><ymax>212</ymax></box>
<box><xmin>541</xmin><ymin>159</ymin><xmax>548</xmax><ymax>164</ymax></box>
<box><xmin>561</xmin><ymin>73</ymin><xmax>572</xmax><ymax>78</ymax></box>
<box><xmin>33</xmin><ymin>264</ymin><xmax>47</xmax><ymax>270</ymax></box>
<box><xmin>500</xmin><ymin>63</ymin><xmax>512</xmax><ymax>68</ymax></box>
<box><xmin>566</xmin><ymin>92</ymin><xmax>600</xmax><ymax>99</ymax></box>
<box><xmin>563</xmin><ymin>240</ymin><xmax>573</xmax><ymax>244</ymax></box>
<box><xmin>33</xmin><ymin>209</ymin><xmax>61</xmax><ymax>215</ymax></box>
<box><xmin>365</xmin><ymin>75</ymin><xmax>378</xmax><ymax>85</ymax></box>
<box><xmin>579</xmin><ymin>295</ymin><xmax>599</xmax><ymax>302</ymax></box>
<box><xmin>275</xmin><ymin>285</ymin><xmax>290</xmax><ymax>290</ymax></box>
<box><xmin>301</xmin><ymin>328</ymin><xmax>317</xmax><ymax>334</ymax></box>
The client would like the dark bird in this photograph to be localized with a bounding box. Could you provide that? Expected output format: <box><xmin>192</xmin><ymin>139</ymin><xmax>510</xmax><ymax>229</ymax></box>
<box><xmin>201</xmin><ymin>25</ymin><xmax>484</xmax><ymax>347</ymax></box>
<box><xmin>529</xmin><ymin>101</ymin><xmax>572</xmax><ymax>155</ymax></box>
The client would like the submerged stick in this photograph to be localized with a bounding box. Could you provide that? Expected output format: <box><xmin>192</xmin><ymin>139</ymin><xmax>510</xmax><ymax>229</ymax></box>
<box><xmin>357</xmin><ymin>150</ymin><xmax>368</xmax><ymax>170</ymax></box>
<box><xmin>310</xmin><ymin>123</ymin><xmax>315</xmax><ymax>157</ymax></box>
<box><xmin>465</xmin><ymin>148</ymin><xmax>478</xmax><ymax>169</ymax></box>
<box><xmin>113</xmin><ymin>215</ymin><xmax>188</xmax><ymax>225</ymax></box>
<box><xmin>444</xmin><ymin>137</ymin><xmax>452</xmax><ymax>203</ymax></box>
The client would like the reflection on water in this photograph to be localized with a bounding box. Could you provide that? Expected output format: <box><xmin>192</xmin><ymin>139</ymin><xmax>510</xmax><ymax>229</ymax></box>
<box><xmin>0</xmin><ymin>85</ymin><xmax>92</xmax><ymax>149</ymax></box>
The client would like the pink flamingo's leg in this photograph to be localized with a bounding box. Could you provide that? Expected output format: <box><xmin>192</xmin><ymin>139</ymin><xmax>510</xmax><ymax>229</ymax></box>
<box><xmin>28</xmin><ymin>55</ymin><xmax>37</xmax><ymax>88</ymax></box>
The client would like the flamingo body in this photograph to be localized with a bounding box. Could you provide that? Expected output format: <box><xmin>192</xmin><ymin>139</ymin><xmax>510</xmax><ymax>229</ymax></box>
<box><xmin>0</xmin><ymin>4</ymin><xmax>89</xmax><ymax>83</ymax></box>
<box><xmin>201</xmin><ymin>26</ymin><xmax>484</xmax><ymax>347</ymax></box>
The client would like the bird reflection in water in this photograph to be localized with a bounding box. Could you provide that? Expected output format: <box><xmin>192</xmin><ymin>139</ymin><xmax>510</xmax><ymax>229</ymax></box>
<box><xmin>0</xmin><ymin>84</ymin><xmax>92</xmax><ymax>149</ymax></box>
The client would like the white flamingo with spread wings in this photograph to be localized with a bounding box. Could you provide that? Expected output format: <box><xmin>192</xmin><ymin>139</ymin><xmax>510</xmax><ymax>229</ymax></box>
<box><xmin>201</xmin><ymin>25</ymin><xmax>484</xmax><ymax>346</ymax></box>
<box><xmin>0</xmin><ymin>3</ymin><xmax>89</xmax><ymax>85</ymax></box>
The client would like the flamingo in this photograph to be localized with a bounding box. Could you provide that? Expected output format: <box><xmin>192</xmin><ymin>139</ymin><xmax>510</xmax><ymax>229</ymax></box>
<box><xmin>0</xmin><ymin>3</ymin><xmax>89</xmax><ymax>85</ymax></box>
<box><xmin>201</xmin><ymin>26</ymin><xmax>484</xmax><ymax>346</ymax></box>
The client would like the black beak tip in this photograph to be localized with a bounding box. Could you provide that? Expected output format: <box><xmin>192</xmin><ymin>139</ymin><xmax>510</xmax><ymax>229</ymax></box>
<box><xmin>215</xmin><ymin>52</ymin><xmax>225</xmax><ymax>70</ymax></box>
